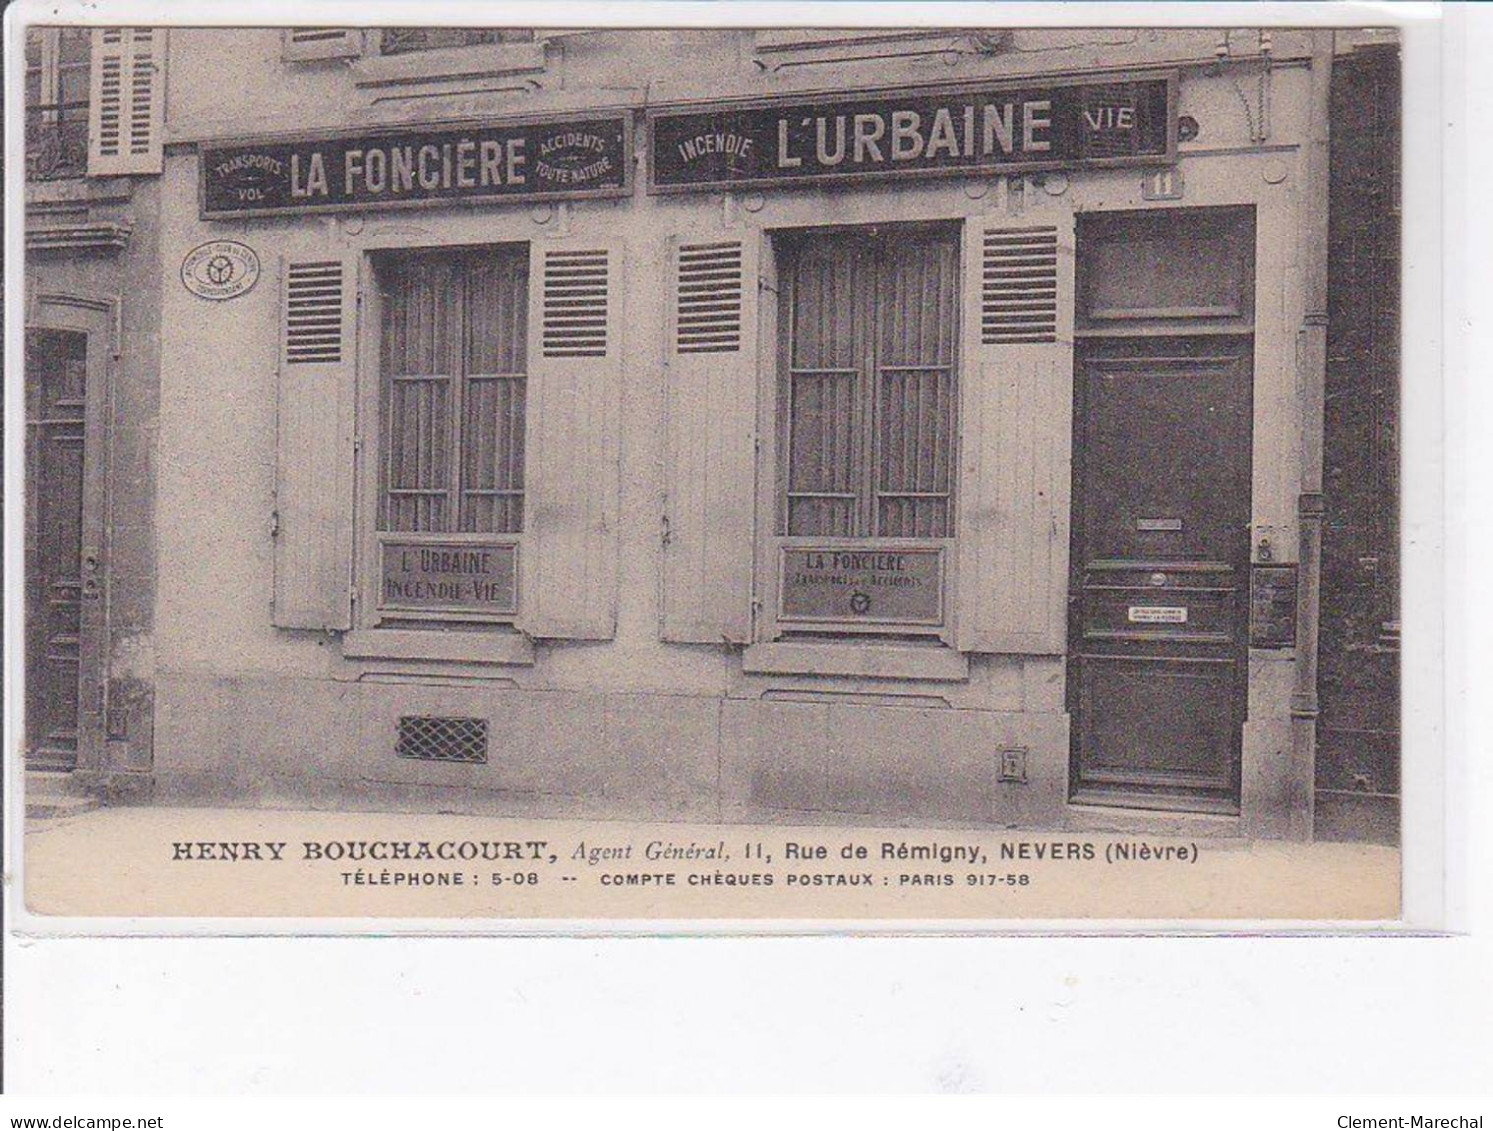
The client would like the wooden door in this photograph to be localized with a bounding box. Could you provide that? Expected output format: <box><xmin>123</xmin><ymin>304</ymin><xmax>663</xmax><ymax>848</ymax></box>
<box><xmin>25</xmin><ymin>328</ymin><xmax>88</xmax><ymax>770</ymax></box>
<box><xmin>1068</xmin><ymin>342</ymin><xmax>1253</xmax><ymax>810</ymax></box>
<box><xmin>1067</xmin><ymin>206</ymin><xmax>1256</xmax><ymax>813</ymax></box>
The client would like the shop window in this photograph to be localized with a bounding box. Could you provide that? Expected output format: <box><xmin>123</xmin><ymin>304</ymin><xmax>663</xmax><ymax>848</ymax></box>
<box><xmin>24</xmin><ymin>27</ymin><xmax>91</xmax><ymax>181</ymax></box>
<box><xmin>777</xmin><ymin>226</ymin><xmax>959</xmax><ymax>539</ymax></box>
<box><xmin>377</xmin><ymin>246</ymin><xmax>529</xmax><ymax>536</ymax></box>
<box><xmin>378</xmin><ymin>28</ymin><xmax>535</xmax><ymax>55</ymax></box>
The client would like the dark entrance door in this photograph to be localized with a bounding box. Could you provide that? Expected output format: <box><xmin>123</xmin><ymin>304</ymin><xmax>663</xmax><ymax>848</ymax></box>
<box><xmin>1067</xmin><ymin>207</ymin><xmax>1256</xmax><ymax>813</ymax></box>
<box><xmin>25</xmin><ymin>328</ymin><xmax>88</xmax><ymax>771</ymax></box>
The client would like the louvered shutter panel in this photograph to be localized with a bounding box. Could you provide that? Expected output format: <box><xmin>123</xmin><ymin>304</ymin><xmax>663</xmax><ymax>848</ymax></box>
<box><xmin>518</xmin><ymin>238</ymin><xmax>625</xmax><ymax>640</ymax></box>
<box><xmin>661</xmin><ymin>234</ymin><xmax>760</xmax><ymax>643</ymax></box>
<box><xmin>281</xmin><ymin>28</ymin><xmax>364</xmax><ymax>62</ymax></box>
<box><xmin>273</xmin><ymin>256</ymin><xmax>359</xmax><ymax>630</ymax></box>
<box><xmin>88</xmin><ymin>27</ymin><xmax>165</xmax><ymax>176</ymax></box>
<box><xmin>955</xmin><ymin>221</ymin><xmax>1075</xmax><ymax>654</ymax></box>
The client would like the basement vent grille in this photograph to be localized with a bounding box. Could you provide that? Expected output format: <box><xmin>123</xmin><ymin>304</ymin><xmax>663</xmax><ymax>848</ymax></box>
<box><xmin>541</xmin><ymin>248</ymin><xmax>609</xmax><ymax>358</ymax></box>
<box><xmin>981</xmin><ymin>227</ymin><xmax>1058</xmax><ymax>345</ymax></box>
<box><xmin>397</xmin><ymin>716</ymin><xmax>489</xmax><ymax>764</ymax></box>
<box><xmin>284</xmin><ymin>262</ymin><xmax>344</xmax><ymax>365</ymax></box>
<box><xmin>676</xmin><ymin>241</ymin><xmax>744</xmax><ymax>354</ymax></box>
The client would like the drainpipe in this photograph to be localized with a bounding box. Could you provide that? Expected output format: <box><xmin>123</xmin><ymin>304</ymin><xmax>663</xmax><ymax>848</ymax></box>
<box><xmin>1290</xmin><ymin>29</ymin><xmax>1334</xmax><ymax>840</ymax></box>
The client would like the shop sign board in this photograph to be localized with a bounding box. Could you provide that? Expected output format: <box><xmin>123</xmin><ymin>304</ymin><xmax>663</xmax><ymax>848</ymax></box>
<box><xmin>648</xmin><ymin>73</ymin><xmax>1174</xmax><ymax>193</ymax></box>
<box><xmin>380</xmin><ymin>540</ymin><xmax>519</xmax><ymax>618</ymax></box>
<box><xmin>200</xmin><ymin>115</ymin><xmax>631</xmax><ymax>218</ymax></box>
<box><xmin>779</xmin><ymin>545</ymin><xmax>944</xmax><ymax>627</ymax></box>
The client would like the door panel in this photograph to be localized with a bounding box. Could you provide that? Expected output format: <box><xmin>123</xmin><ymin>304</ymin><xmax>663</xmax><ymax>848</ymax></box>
<box><xmin>26</xmin><ymin>328</ymin><xmax>88</xmax><ymax>771</ymax></box>
<box><xmin>1068</xmin><ymin>341</ymin><xmax>1253</xmax><ymax>811</ymax></box>
<box><xmin>1077</xmin><ymin>657</ymin><xmax>1239</xmax><ymax>789</ymax></box>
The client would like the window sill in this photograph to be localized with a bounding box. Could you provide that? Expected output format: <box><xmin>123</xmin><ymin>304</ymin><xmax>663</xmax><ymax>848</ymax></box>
<box><xmin>742</xmin><ymin>641</ymin><xmax>969</xmax><ymax>683</ymax></box>
<box><xmin>27</xmin><ymin>177</ymin><xmax>134</xmax><ymax>207</ymax></box>
<box><xmin>352</xmin><ymin>43</ymin><xmax>547</xmax><ymax>89</ymax></box>
<box><xmin>341</xmin><ymin>629</ymin><xmax>535</xmax><ymax>667</ymax></box>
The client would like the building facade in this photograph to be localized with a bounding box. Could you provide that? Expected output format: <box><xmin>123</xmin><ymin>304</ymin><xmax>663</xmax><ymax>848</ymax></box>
<box><xmin>23</xmin><ymin>25</ymin><xmax>1402</xmax><ymax>839</ymax></box>
<box><xmin>22</xmin><ymin>26</ymin><xmax>164</xmax><ymax>786</ymax></box>
<box><xmin>1318</xmin><ymin>40</ymin><xmax>1402</xmax><ymax>843</ymax></box>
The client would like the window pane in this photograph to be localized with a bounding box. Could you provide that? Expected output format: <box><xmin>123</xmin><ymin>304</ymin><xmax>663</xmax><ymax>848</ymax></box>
<box><xmin>461</xmin><ymin>377</ymin><xmax>525</xmax><ymax>533</ymax></box>
<box><xmin>465</xmin><ymin>251</ymin><xmax>527</xmax><ymax>375</ymax></box>
<box><xmin>875</xmin><ymin>234</ymin><xmax>957</xmax><ymax>538</ymax></box>
<box><xmin>783</xmin><ymin>237</ymin><xmax>870</xmax><ymax>537</ymax></box>
<box><xmin>378</xmin><ymin>247</ymin><xmax>529</xmax><ymax>536</ymax></box>
<box><xmin>57</xmin><ymin>64</ymin><xmax>89</xmax><ymax>107</ymax></box>
<box><xmin>57</xmin><ymin>27</ymin><xmax>91</xmax><ymax>64</ymax></box>
<box><xmin>380</xmin><ymin>257</ymin><xmax>460</xmax><ymax>532</ymax></box>
<box><xmin>460</xmin><ymin>250</ymin><xmax>528</xmax><ymax>534</ymax></box>
<box><xmin>778</xmin><ymin>227</ymin><xmax>958</xmax><ymax>540</ymax></box>
<box><xmin>787</xmin><ymin>370</ymin><xmax>857</xmax><ymax>536</ymax></box>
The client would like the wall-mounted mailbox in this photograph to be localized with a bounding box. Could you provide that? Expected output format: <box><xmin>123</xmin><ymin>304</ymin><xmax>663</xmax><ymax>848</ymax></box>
<box><xmin>1249</xmin><ymin>564</ymin><xmax>1297</xmax><ymax>649</ymax></box>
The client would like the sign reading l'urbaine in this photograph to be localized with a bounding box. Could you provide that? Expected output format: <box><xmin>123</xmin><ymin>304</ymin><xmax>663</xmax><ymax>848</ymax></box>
<box><xmin>648</xmin><ymin>74</ymin><xmax>1175</xmax><ymax>192</ymax></box>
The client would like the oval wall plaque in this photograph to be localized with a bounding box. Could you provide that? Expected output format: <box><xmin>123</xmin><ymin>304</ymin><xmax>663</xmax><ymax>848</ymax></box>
<box><xmin>181</xmin><ymin>240</ymin><xmax>261</xmax><ymax>300</ymax></box>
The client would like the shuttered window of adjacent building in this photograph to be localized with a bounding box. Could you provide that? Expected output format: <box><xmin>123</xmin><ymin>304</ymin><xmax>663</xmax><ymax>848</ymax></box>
<box><xmin>778</xmin><ymin>225</ymin><xmax>958</xmax><ymax>539</ymax></box>
<box><xmin>86</xmin><ymin>27</ymin><xmax>164</xmax><ymax>175</ymax></box>
<box><xmin>377</xmin><ymin>246</ymin><xmax>529</xmax><ymax>535</ymax></box>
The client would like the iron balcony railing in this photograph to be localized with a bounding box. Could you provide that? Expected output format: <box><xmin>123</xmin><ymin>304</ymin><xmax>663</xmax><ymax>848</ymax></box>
<box><xmin>25</xmin><ymin>102</ymin><xmax>89</xmax><ymax>181</ymax></box>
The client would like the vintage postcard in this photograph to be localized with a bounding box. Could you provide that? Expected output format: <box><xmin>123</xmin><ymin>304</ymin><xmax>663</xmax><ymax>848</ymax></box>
<box><xmin>6</xmin><ymin>5</ymin><xmax>1426</xmax><ymax>928</ymax></box>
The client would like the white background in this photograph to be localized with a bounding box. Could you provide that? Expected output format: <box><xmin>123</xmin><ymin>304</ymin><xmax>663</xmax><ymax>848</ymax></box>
<box><xmin>3</xmin><ymin>0</ymin><xmax>1489</xmax><ymax>1100</ymax></box>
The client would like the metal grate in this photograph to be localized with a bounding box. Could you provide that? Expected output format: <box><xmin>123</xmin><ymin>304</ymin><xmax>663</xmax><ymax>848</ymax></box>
<box><xmin>397</xmin><ymin>716</ymin><xmax>489</xmax><ymax>764</ymax></box>
<box><xmin>676</xmin><ymin>241</ymin><xmax>743</xmax><ymax>353</ymax></box>
<box><xmin>981</xmin><ymin>227</ymin><xmax>1058</xmax><ymax>344</ymax></box>
<box><xmin>284</xmin><ymin>262</ymin><xmax>344</xmax><ymax>364</ymax></box>
<box><xmin>541</xmin><ymin>249</ymin><xmax>609</xmax><ymax>358</ymax></box>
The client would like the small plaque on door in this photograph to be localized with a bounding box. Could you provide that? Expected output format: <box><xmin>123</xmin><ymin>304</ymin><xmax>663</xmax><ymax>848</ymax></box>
<box><xmin>1135</xmin><ymin>516</ymin><xmax>1183</xmax><ymax>532</ymax></box>
<box><xmin>1128</xmin><ymin>605</ymin><xmax>1188</xmax><ymax>624</ymax></box>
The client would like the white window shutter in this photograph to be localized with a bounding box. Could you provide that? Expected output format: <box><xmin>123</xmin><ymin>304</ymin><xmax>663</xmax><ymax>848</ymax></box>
<box><xmin>273</xmin><ymin>255</ymin><xmax>359</xmax><ymax>631</ymax></box>
<box><xmin>281</xmin><ymin>28</ymin><xmax>364</xmax><ymax>62</ymax></box>
<box><xmin>954</xmin><ymin>220</ymin><xmax>1076</xmax><ymax>654</ymax></box>
<box><xmin>87</xmin><ymin>27</ymin><xmax>164</xmax><ymax>176</ymax></box>
<box><xmin>661</xmin><ymin>233</ymin><xmax>760</xmax><ymax>643</ymax></box>
<box><xmin>517</xmin><ymin>238</ymin><xmax>625</xmax><ymax>641</ymax></box>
